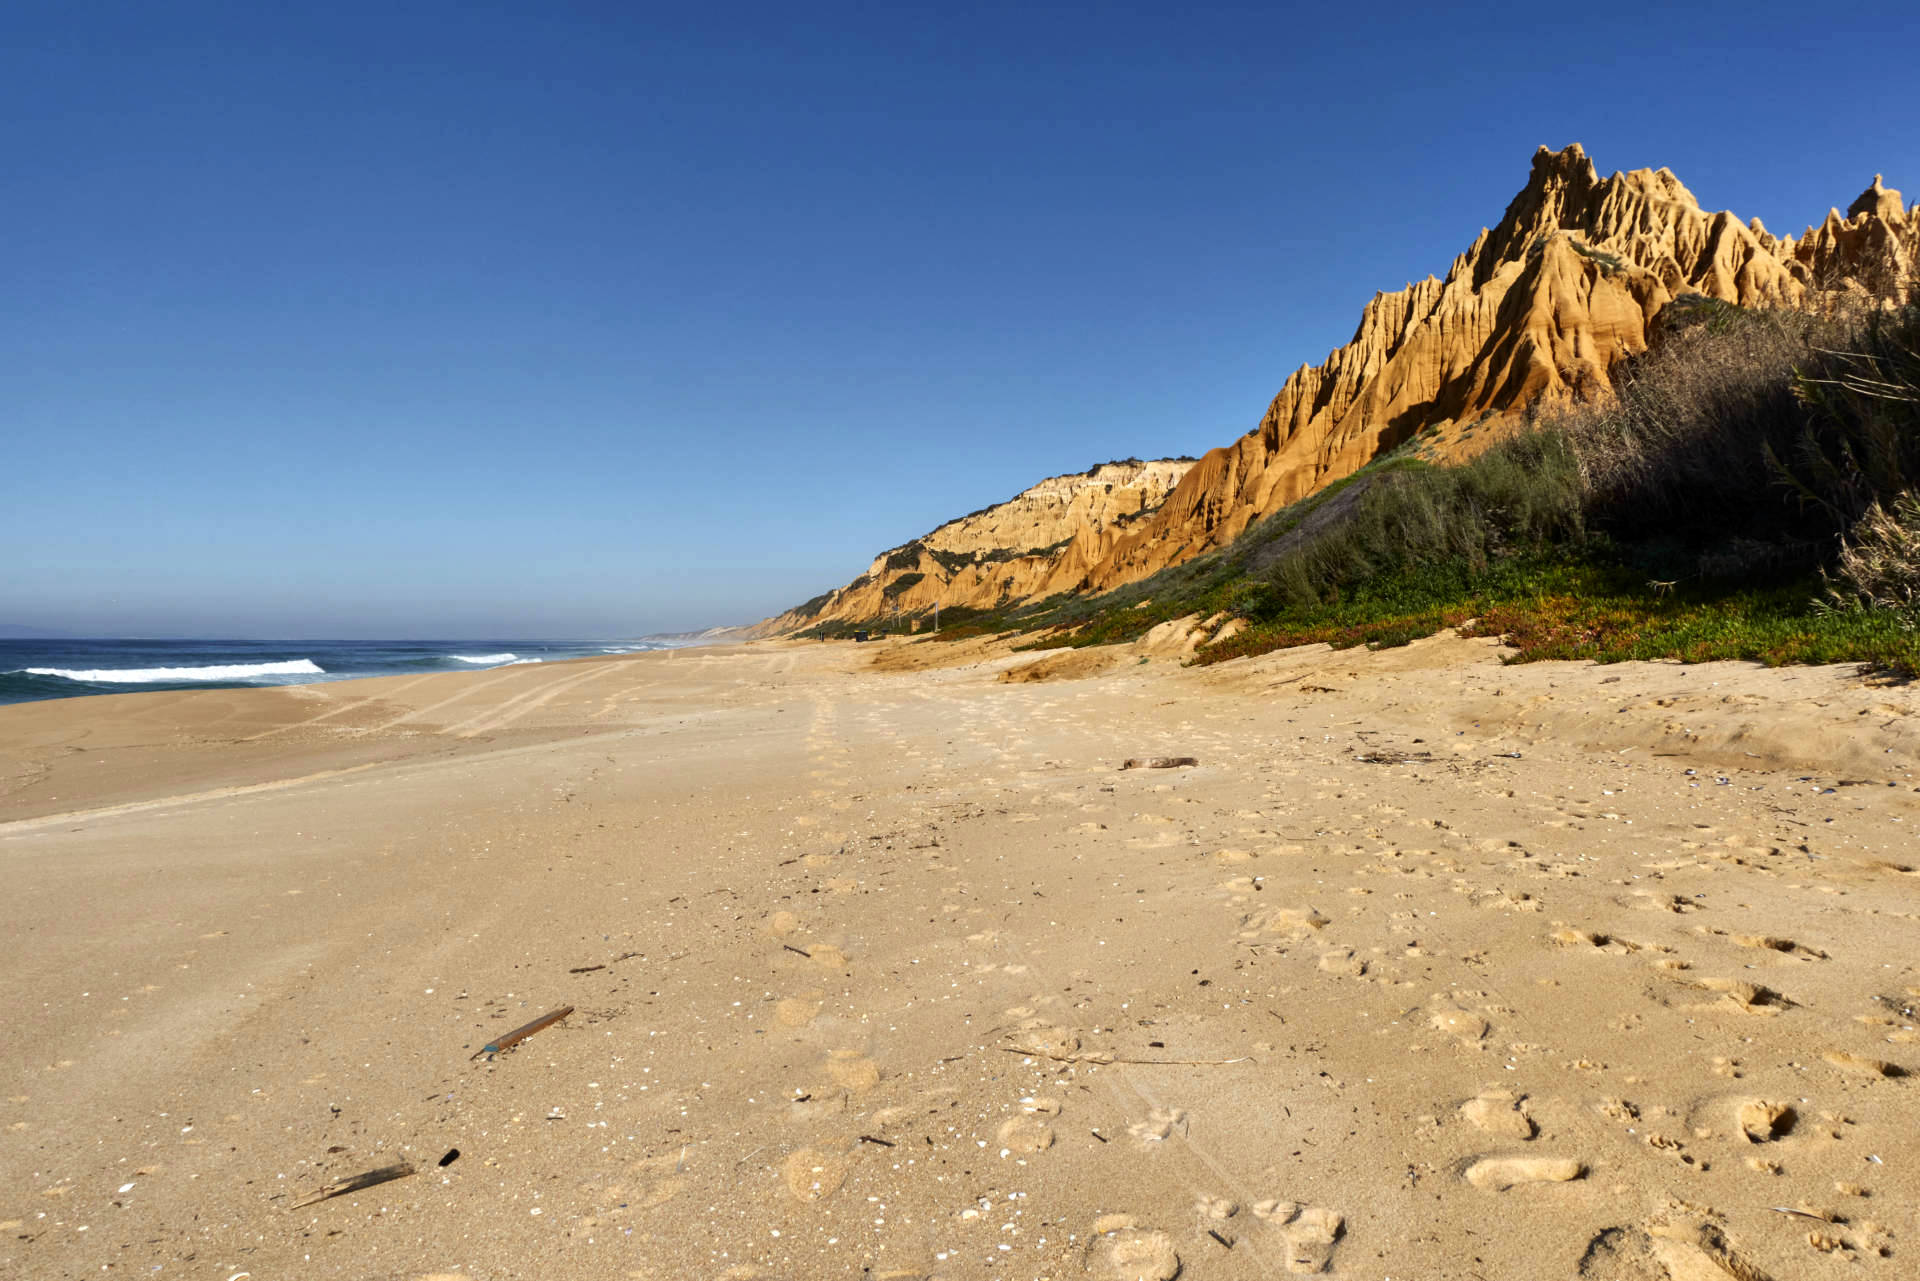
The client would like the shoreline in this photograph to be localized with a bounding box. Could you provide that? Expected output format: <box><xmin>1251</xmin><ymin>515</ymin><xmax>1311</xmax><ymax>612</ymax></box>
<box><xmin>4</xmin><ymin>634</ymin><xmax>1917</xmax><ymax>1279</ymax></box>
<box><xmin>0</xmin><ymin>638</ymin><xmax>703</xmax><ymax>710</ymax></box>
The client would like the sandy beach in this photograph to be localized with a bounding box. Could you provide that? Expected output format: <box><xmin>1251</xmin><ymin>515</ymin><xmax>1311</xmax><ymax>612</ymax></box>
<box><xmin>4</xmin><ymin>635</ymin><xmax>1918</xmax><ymax>1279</ymax></box>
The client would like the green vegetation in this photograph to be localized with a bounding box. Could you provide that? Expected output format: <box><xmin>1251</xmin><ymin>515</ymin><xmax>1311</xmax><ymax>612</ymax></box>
<box><xmin>1567</xmin><ymin>237</ymin><xmax>1630</xmax><ymax>275</ymax></box>
<box><xmin>1198</xmin><ymin>298</ymin><xmax>1920</xmax><ymax>671</ymax></box>
<box><xmin>805</xmin><ymin>298</ymin><xmax>1920</xmax><ymax>675</ymax></box>
<box><xmin>881</xmin><ymin>572</ymin><xmax>925</xmax><ymax>599</ymax></box>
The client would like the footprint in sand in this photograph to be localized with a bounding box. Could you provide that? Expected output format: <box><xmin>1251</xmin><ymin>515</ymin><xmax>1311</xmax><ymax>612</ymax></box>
<box><xmin>1318</xmin><ymin>947</ymin><xmax>1369</xmax><ymax>978</ymax></box>
<box><xmin>1462</xmin><ymin>1155</ymin><xmax>1584</xmax><ymax>1190</ymax></box>
<box><xmin>805</xmin><ymin>942</ymin><xmax>851</xmax><ymax>969</ymax></box>
<box><xmin>618</xmin><ymin>1150</ymin><xmax>690</xmax><ymax>1209</ymax></box>
<box><xmin>1666</xmin><ymin>975</ymin><xmax>1791</xmax><ymax>1016</ymax></box>
<box><xmin>1823</xmin><ymin>1049</ymin><xmax>1905</xmax><ymax>1079</ymax></box>
<box><xmin>1470</xmin><ymin>887</ymin><xmax>1542</xmax><ymax>913</ymax></box>
<box><xmin>1127</xmin><ymin>1107</ymin><xmax>1188</xmax><ymax>1148</ymax></box>
<box><xmin>781</xmin><ymin>1145</ymin><xmax>853</xmax><ymax>1202</ymax></box>
<box><xmin>1595</xmin><ymin>1096</ymin><xmax>1639</xmax><ymax>1124</ymax></box>
<box><xmin>1252</xmin><ymin>1201</ymin><xmax>1346</xmax><ymax>1274</ymax></box>
<box><xmin>1736</xmin><ymin>1099</ymin><xmax>1794</xmax><ymax>1142</ymax></box>
<box><xmin>1243</xmin><ymin>905</ymin><xmax>1330</xmax><ymax>938</ymax></box>
<box><xmin>825</xmin><ymin>1049</ymin><xmax>880</xmax><ymax>1093</ymax></box>
<box><xmin>1194</xmin><ymin>1194</ymin><xmax>1239</xmax><ymax>1222</ymax></box>
<box><xmin>1461</xmin><ymin>1090</ymin><xmax>1535</xmax><ymax>1139</ymax></box>
<box><xmin>1090</xmin><ymin>1216</ymin><xmax>1179</xmax><ymax>1281</ymax></box>
<box><xmin>1428</xmin><ymin>1002</ymin><xmax>1491</xmax><ymax>1048</ymax></box>
<box><xmin>1550</xmin><ymin>924</ymin><xmax>1645</xmax><ymax>955</ymax></box>
<box><xmin>1017</xmin><ymin>1023</ymin><xmax>1085</xmax><ymax>1060</ymax></box>
<box><xmin>775</xmin><ymin>994</ymin><xmax>823</xmax><ymax>1027</ymax></box>
<box><xmin>1577</xmin><ymin>1215</ymin><xmax>1768</xmax><ymax>1281</ymax></box>
<box><xmin>1640</xmin><ymin>1131</ymin><xmax>1699</xmax><ymax>1167</ymax></box>
<box><xmin>989</xmin><ymin>1090</ymin><xmax>1062</xmax><ymax>1156</ymax></box>
<box><xmin>995</xmin><ymin>1114</ymin><xmax>1054</xmax><ymax>1154</ymax></box>
<box><xmin>1713</xmin><ymin>928</ymin><xmax>1827</xmax><ymax>960</ymax></box>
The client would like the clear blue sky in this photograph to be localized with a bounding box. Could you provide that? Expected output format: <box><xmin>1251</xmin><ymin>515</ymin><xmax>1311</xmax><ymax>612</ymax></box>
<box><xmin>5</xmin><ymin>0</ymin><xmax>1916</xmax><ymax>637</ymax></box>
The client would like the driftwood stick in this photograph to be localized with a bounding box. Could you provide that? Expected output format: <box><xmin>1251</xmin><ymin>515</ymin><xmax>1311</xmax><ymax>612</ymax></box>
<box><xmin>996</xmin><ymin>1043</ymin><xmax>1253</xmax><ymax>1067</ymax></box>
<box><xmin>291</xmin><ymin>1161</ymin><xmax>415</xmax><ymax>1209</ymax></box>
<box><xmin>1121</xmin><ymin>756</ymin><xmax>1200</xmax><ymax>770</ymax></box>
<box><xmin>471</xmin><ymin>1005</ymin><xmax>574</xmax><ymax>1060</ymax></box>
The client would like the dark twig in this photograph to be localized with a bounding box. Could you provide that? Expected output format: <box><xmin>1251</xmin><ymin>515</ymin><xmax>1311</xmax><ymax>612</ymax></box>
<box><xmin>291</xmin><ymin>1162</ymin><xmax>414</xmax><ymax>1209</ymax></box>
<box><xmin>996</xmin><ymin>1043</ymin><xmax>1252</xmax><ymax>1067</ymax></box>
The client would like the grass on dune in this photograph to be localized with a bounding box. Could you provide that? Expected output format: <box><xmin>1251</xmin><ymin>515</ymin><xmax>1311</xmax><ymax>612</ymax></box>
<box><xmin>810</xmin><ymin>298</ymin><xmax>1920</xmax><ymax>675</ymax></box>
<box><xmin>1188</xmin><ymin>298</ymin><xmax>1920</xmax><ymax>674</ymax></box>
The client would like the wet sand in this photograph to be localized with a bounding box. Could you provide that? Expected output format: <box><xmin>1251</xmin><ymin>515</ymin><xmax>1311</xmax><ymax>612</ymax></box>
<box><xmin>3</xmin><ymin>633</ymin><xmax>1918</xmax><ymax>1279</ymax></box>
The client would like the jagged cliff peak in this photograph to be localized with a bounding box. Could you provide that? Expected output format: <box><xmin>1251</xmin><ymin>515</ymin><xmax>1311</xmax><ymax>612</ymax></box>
<box><xmin>1067</xmin><ymin>144</ymin><xmax>1916</xmax><ymax>593</ymax></box>
<box><xmin>764</xmin><ymin>145</ymin><xmax>1915</xmax><ymax>632</ymax></box>
<box><xmin>1849</xmin><ymin>174</ymin><xmax>1906</xmax><ymax>222</ymax></box>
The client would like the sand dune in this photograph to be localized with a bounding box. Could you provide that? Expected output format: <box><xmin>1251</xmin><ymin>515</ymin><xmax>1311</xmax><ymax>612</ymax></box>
<box><xmin>3</xmin><ymin>637</ymin><xmax>1916</xmax><ymax>1278</ymax></box>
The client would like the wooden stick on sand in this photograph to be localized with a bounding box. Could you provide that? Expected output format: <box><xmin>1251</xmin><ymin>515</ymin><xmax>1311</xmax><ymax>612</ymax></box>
<box><xmin>471</xmin><ymin>1005</ymin><xmax>574</xmax><ymax>1060</ymax></box>
<box><xmin>291</xmin><ymin>1161</ymin><xmax>415</xmax><ymax>1209</ymax></box>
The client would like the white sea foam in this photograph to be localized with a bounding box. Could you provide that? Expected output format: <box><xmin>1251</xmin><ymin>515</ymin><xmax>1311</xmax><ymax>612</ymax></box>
<box><xmin>504</xmin><ymin>657</ymin><xmax>544</xmax><ymax>665</ymax></box>
<box><xmin>23</xmin><ymin>659</ymin><xmax>325</xmax><ymax>684</ymax></box>
<box><xmin>451</xmin><ymin>653</ymin><xmax>518</xmax><ymax>664</ymax></box>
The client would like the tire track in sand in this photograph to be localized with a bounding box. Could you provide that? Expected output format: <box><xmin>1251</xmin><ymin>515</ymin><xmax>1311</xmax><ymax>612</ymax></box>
<box><xmin>242</xmin><ymin>671</ymin><xmax>447</xmax><ymax>742</ymax></box>
<box><xmin>363</xmin><ymin>661</ymin><xmax>570</xmax><ymax>735</ymax></box>
<box><xmin>446</xmin><ymin>662</ymin><xmax>625</xmax><ymax>738</ymax></box>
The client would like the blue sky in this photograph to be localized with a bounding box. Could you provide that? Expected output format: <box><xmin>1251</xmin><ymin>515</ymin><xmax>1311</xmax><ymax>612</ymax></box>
<box><xmin>5</xmin><ymin>0</ymin><xmax>1916</xmax><ymax>637</ymax></box>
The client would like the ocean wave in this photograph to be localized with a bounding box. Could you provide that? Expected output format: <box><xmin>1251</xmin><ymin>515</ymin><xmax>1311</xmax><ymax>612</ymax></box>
<box><xmin>504</xmin><ymin>657</ymin><xmax>544</xmax><ymax>665</ymax></box>
<box><xmin>18</xmin><ymin>659</ymin><xmax>325</xmax><ymax>684</ymax></box>
<box><xmin>450</xmin><ymin>653</ymin><xmax>518</xmax><ymax>664</ymax></box>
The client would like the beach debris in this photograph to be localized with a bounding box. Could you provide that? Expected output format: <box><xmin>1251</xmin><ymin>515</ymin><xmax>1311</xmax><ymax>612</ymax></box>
<box><xmin>996</xmin><ymin>1041</ymin><xmax>1252</xmax><ymax>1067</ymax></box>
<box><xmin>291</xmin><ymin>1161</ymin><xmax>415</xmax><ymax>1209</ymax></box>
<box><xmin>568</xmin><ymin>950</ymin><xmax>641</xmax><ymax>973</ymax></box>
<box><xmin>437</xmin><ymin>1148</ymin><xmax>461</xmax><ymax>1167</ymax></box>
<box><xmin>1121</xmin><ymin>756</ymin><xmax>1199</xmax><ymax>770</ymax></box>
<box><xmin>1356</xmin><ymin>749</ymin><xmax>1433</xmax><ymax>765</ymax></box>
<box><xmin>470</xmin><ymin>1005</ymin><xmax>574</xmax><ymax>1060</ymax></box>
<box><xmin>1770</xmin><ymin>1205</ymin><xmax>1840</xmax><ymax>1222</ymax></box>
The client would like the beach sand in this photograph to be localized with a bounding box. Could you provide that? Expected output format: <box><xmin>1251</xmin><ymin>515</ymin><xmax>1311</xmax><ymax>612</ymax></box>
<box><xmin>3</xmin><ymin>633</ymin><xmax>1917</xmax><ymax>1279</ymax></box>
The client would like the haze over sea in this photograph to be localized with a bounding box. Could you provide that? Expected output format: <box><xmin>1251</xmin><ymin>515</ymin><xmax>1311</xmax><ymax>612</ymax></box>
<box><xmin>0</xmin><ymin>638</ymin><xmax>673</xmax><ymax>706</ymax></box>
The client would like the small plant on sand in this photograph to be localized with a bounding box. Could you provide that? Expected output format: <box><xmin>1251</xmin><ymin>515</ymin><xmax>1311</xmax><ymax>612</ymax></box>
<box><xmin>1821</xmin><ymin>492</ymin><xmax>1920</xmax><ymax>625</ymax></box>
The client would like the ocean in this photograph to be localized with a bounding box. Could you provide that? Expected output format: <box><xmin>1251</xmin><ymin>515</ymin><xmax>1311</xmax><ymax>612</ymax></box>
<box><xmin>0</xmin><ymin>638</ymin><xmax>673</xmax><ymax>707</ymax></box>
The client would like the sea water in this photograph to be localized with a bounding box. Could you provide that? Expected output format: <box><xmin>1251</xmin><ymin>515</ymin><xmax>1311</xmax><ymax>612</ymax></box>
<box><xmin>0</xmin><ymin>638</ymin><xmax>673</xmax><ymax>706</ymax></box>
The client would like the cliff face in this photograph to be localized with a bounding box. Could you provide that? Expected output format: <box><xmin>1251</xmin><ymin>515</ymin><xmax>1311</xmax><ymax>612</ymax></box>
<box><xmin>768</xmin><ymin>146</ymin><xmax>1914</xmax><ymax>630</ymax></box>
<box><xmin>764</xmin><ymin>458</ymin><xmax>1195</xmax><ymax>631</ymax></box>
<box><xmin>1078</xmin><ymin>146</ymin><xmax>1916</xmax><ymax>590</ymax></box>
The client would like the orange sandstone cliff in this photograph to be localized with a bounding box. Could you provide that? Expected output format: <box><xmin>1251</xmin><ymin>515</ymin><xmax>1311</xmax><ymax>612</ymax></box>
<box><xmin>759</xmin><ymin>458</ymin><xmax>1195</xmax><ymax>632</ymax></box>
<box><xmin>775</xmin><ymin>145</ymin><xmax>1915</xmax><ymax>629</ymax></box>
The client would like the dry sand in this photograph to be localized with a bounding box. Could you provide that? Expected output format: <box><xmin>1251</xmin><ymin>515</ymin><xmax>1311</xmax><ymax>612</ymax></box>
<box><xmin>3</xmin><ymin>633</ymin><xmax>1918</xmax><ymax>1280</ymax></box>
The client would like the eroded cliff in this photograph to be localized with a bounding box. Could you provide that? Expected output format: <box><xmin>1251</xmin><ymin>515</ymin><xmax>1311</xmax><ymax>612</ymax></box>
<box><xmin>763</xmin><ymin>458</ymin><xmax>1195</xmax><ymax>631</ymax></box>
<box><xmin>771</xmin><ymin>145</ymin><xmax>1915</xmax><ymax>628</ymax></box>
<box><xmin>1080</xmin><ymin>145</ymin><xmax>1915</xmax><ymax>590</ymax></box>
